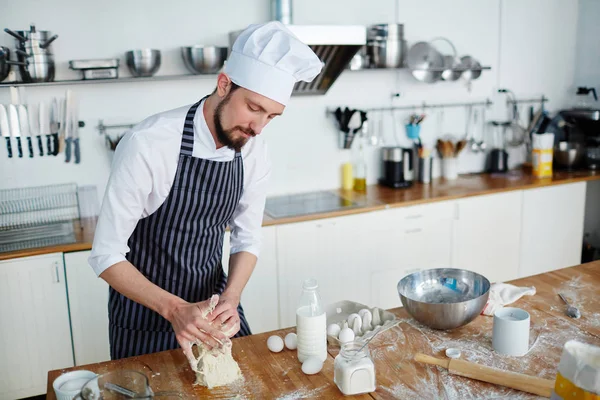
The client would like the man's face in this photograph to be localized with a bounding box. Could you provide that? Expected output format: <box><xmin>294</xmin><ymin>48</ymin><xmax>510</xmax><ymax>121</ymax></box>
<box><xmin>214</xmin><ymin>86</ymin><xmax>285</xmax><ymax>152</ymax></box>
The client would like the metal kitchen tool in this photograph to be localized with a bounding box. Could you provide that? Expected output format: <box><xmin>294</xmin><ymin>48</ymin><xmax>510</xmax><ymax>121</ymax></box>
<box><xmin>69</xmin><ymin>58</ymin><xmax>119</xmax><ymax>80</ymax></box>
<box><xmin>558</xmin><ymin>293</ymin><xmax>581</xmax><ymax>319</ymax></box>
<box><xmin>39</xmin><ymin>100</ymin><xmax>53</xmax><ymax>155</ymax></box>
<box><xmin>27</xmin><ymin>102</ymin><xmax>43</xmax><ymax>156</ymax></box>
<box><xmin>64</xmin><ymin>91</ymin><xmax>73</xmax><ymax>162</ymax></box>
<box><xmin>397</xmin><ymin>268</ymin><xmax>491</xmax><ymax>330</ymax></box>
<box><xmin>429</xmin><ymin>37</ymin><xmax>462</xmax><ymax>81</ymax></box>
<box><xmin>77</xmin><ymin>370</ymin><xmax>182</xmax><ymax>399</ymax></box>
<box><xmin>8</xmin><ymin>104</ymin><xmax>22</xmax><ymax>158</ymax></box>
<box><xmin>17</xmin><ymin>105</ymin><xmax>34</xmax><ymax>157</ymax></box>
<box><xmin>70</xmin><ymin>91</ymin><xmax>80</xmax><ymax>163</ymax></box>
<box><xmin>50</xmin><ymin>97</ymin><xmax>60</xmax><ymax>155</ymax></box>
<box><xmin>181</xmin><ymin>46</ymin><xmax>228</xmax><ymax>74</ymax></box>
<box><xmin>0</xmin><ymin>105</ymin><xmax>11</xmax><ymax>158</ymax></box>
<box><xmin>407</xmin><ymin>41</ymin><xmax>444</xmax><ymax>83</ymax></box>
<box><xmin>5</xmin><ymin>24</ymin><xmax>58</xmax><ymax>83</ymax></box>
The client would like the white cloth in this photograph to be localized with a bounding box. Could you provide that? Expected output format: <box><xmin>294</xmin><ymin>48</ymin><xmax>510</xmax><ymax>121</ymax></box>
<box><xmin>88</xmin><ymin>99</ymin><xmax>271</xmax><ymax>277</ymax></box>
<box><xmin>224</xmin><ymin>21</ymin><xmax>324</xmax><ymax>106</ymax></box>
<box><xmin>481</xmin><ymin>283</ymin><xmax>536</xmax><ymax>316</ymax></box>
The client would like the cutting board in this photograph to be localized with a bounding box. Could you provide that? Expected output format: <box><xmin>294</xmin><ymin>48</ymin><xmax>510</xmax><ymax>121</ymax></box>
<box><xmin>47</xmin><ymin>328</ymin><xmax>371</xmax><ymax>399</ymax></box>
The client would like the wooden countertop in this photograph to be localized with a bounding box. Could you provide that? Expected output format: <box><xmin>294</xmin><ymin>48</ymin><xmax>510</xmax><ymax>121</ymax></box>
<box><xmin>47</xmin><ymin>261</ymin><xmax>600</xmax><ymax>399</ymax></box>
<box><xmin>3</xmin><ymin>169</ymin><xmax>599</xmax><ymax>261</ymax></box>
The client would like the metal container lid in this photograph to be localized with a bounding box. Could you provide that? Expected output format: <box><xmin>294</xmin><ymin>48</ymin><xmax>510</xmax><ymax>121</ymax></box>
<box><xmin>382</xmin><ymin>147</ymin><xmax>403</xmax><ymax>162</ymax></box>
<box><xmin>367</xmin><ymin>24</ymin><xmax>404</xmax><ymax>40</ymax></box>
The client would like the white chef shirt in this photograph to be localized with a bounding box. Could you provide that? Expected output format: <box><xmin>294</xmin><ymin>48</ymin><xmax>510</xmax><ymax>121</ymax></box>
<box><xmin>88</xmin><ymin>99</ymin><xmax>271</xmax><ymax>277</ymax></box>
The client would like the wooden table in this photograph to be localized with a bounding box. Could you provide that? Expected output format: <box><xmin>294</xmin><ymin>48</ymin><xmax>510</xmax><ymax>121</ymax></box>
<box><xmin>47</xmin><ymin>261</ymin><xmax>600</xmax><ymax>399</ymax></box>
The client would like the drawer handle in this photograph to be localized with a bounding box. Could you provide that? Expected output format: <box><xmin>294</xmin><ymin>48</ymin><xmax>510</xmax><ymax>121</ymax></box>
<box><xmin>405</xmin><ymin>228</ymin><xmax>422</xmax><ymax>234</ymax></box>
<box><xmin>405</xmin><ymin>214</ymin><xmax>423</xmax><ymax>220</ymax></box>
<box><xmin>54</xmin><ymin>262</ymin><xmax>60</xmax><ymax>283</ymax></box>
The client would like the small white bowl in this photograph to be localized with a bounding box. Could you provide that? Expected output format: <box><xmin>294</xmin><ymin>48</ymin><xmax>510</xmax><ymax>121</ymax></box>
<box><xmin>53</xmin><ymin>370</ymin><xmax>97</xmax><ymax>400</ymax></box>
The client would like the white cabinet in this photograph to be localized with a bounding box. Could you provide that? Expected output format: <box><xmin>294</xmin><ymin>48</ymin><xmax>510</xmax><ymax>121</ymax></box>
<box><xmin>519</xmin><ymin>182</ymin><xmax>586</xmax><ymax>277</ymax></box>
<box><xmin>64</xmin><ymin>250</ymin><xmax>110</xmax><ymax>366</ymax></box>
<box><xmin>453</xmin><ymin>191</ymin><xmax>523</xmax><ymax>284</ymax></box>
<box><xmin>276</xmin><ymin>212</ymin><xmax>377</xmax><ymax>328</ymax></box>
<box><xmin>0</xmin><ymin>253</ymin><xmax>74</xmax><ymax>399</ymax></box>
<box><xmin>368</xmin><ymin>202</ymin><xmax>455</xmax><ymax>310</ymax></box>
<box><xmin>222</xmin><ymin>226</ymin><xmax>279</xmax><ymax>334</ymax></box>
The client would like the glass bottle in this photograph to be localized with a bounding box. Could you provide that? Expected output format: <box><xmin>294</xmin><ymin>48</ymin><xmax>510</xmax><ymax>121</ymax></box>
<box><xmin>353</xmin><ymin>142</ymin><xmax>367</xmax><ymax>192</ymax></box>
<box><xmin>334</xmin><ymin>340</ymin><xmax>376</xmax><ymax>395</ymax></box>
<box><xmin>296</xmin><ymin>278</ymin><xmax>327</xmax><ymax>362</ymax></box>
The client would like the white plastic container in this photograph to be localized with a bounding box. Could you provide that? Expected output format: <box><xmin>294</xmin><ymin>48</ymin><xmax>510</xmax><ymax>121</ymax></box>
<box><xmin>52</xmin><ymin>370</ymin><xmax>97</xmax><ymax>400</ymax></box>
<box><xmin>334</xmin><ymin>341</ymin><xmax>376</xmax><ymax>395</ymax></box>
<box><xmin>296</xmin><ymin>278</ymin><xmax>327</xmax><ymax>363</ymax></box>
<box><xmin>492</xmin><ymin>307</ymin><xmax>530</xmax><ymax>356</ymax></box>
<box><xmin>442</xmin><ymin>157</ymin><xmax>458</xmax><ymax>180</ymax></box>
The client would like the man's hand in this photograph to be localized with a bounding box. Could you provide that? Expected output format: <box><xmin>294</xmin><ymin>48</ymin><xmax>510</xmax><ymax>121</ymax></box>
<box><xmin>208</xmin><ymin>292</ymin><xmax>241</xmax><ymax>338</ymax></box>
<box><xmin>166</xmin><ymin>298</ymin><xmax>228</xmax><ymax>353</ymax></box>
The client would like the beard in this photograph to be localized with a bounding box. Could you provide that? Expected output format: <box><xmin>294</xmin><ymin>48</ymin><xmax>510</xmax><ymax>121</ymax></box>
<box><xmin>213</xmin><ymin>93</ymin><xmax>256</xmax><ymax>152</ymax></box>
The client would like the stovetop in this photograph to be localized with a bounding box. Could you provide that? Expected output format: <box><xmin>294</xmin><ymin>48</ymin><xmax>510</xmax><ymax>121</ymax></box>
<box><xmin>264</xmin><ymin>191</ymin><xmax>359</xmax><ymax>219</ymax></box>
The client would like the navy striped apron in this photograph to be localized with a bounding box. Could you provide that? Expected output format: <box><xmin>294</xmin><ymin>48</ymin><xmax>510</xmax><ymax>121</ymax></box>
<box><xmin>108</xmin><ymin>97</ymin><xmax>252</xmax><ymax>360</ymax></box>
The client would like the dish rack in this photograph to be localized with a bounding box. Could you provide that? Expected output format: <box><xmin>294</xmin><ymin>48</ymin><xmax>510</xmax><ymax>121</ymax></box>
<box><xmin>0</xmin><ymin>183</ymin><xmax>81</xmax><ymax>252</ymax></box>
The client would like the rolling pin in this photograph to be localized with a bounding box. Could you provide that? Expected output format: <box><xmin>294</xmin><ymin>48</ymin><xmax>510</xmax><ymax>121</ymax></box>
<box><xmin>414</xmin><ymin>353</ymin><xmax>554</xmax><ymax>398</ymax></box>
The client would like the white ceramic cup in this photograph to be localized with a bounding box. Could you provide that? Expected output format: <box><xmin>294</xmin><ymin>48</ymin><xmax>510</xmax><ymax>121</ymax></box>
<box><xmin>442</xmin><ymin>157</ymin><xmax>458</xmax><ymax>180</ymax></box>
<box><xmin>53</xmin><ymin>370</ymin><xmax>97</xmax><ymax>400</ymax></box>
<box><xmin>492</xmin><ymin>307</ymin><xmax>530</xmax><ymax>356</ymax></box>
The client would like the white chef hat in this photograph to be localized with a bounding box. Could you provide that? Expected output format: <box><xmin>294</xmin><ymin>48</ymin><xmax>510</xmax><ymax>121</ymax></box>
<box><xmin>223</xmin><ymin>21</ymin><xmax>324</xmax><ymax>106</ymax></box>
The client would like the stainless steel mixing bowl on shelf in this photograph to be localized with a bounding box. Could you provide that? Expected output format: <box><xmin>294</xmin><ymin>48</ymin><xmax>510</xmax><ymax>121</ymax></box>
<box><xmin>397</xmin><ymin>268</ymin><xmax>491</xmax><ymax>330</ymax></box>
<box><xmin>125</xmin><ymin>49</ymin><xmax>161</xmax><ymax>77</ymax></box>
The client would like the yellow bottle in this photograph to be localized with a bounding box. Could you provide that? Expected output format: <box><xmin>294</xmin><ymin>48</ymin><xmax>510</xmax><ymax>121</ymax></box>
<box><xmin>342</xmin><ymin>163</ymin><xmax>353</xmax><ymax>190</ymax></box>
<box><xmin>353</xmin><ymin>143</ymin><xmax>367</xmax><ymax>192</ymax></box>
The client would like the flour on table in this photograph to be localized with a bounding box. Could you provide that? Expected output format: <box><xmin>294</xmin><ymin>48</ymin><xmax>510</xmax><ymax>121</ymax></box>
<box><xmin>185</xmin><ymin>294</ymin><xmax>243</xmax><ymax>389</ymax></box>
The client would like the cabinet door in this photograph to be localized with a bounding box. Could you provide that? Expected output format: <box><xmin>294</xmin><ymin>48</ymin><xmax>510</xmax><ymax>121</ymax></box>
<box><xmin>453</xmin><ymin>191</ymin><xmax>523</xmax><ymax>283</ymax></box>
<box><xmin>64</xmin><ymin>250</ymin><xmax>111</xmax><ymax>366</ymax></box>
<box><xmin>369</xmin><ymin>202</ymin><xmax>455</xmax><ymax>310</ymax></box>
<box><xmin>0</xmin><ymin>253</ymin><xmax>74</xmax><ymax>399</ymax></box>
<box><xmin>276</xmin><ymin>213</ymin><xmax>376</xmax><ymax>328</ymax></box>
<box><xmin>222</xmin><ymin>226</ymin><xmax>279</xmax><ymax>333</ymax></box>
<box><xmin>520</xmin><ymin>182</ymin><xmax>586</xmax><ymax>277</ymax></box>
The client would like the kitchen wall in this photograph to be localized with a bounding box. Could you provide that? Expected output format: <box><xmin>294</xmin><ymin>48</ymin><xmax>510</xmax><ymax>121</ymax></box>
<box><xmin>0</xmin><ymin>0</ymin><xmax>581</xmax><ymax>203</ymax></box>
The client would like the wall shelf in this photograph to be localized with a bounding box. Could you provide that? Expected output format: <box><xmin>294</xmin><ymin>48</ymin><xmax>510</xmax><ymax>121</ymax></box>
<box><xmin>0</xmin><ymin>73</ymin><xmax>218</xmax><ymax>88</ymax></box>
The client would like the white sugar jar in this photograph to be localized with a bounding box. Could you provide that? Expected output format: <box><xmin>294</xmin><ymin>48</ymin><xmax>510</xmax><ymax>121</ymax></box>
<box><xmin>333</xmin><ymin>340</ymin><xmax>376</xmax><ymax>395</ymax></box>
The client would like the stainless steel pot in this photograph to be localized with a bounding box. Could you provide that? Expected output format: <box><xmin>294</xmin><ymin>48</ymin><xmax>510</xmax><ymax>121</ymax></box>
<box><xmin>0</xmin><ymin>47</ymin><xmax>11</xmax><ymax>82</ymax></box>
<box><xmin>5</xmin><ymin>25</ymin><xmax>57</xmax><ymax>82</ymax></box>
<box><xmin>366</xmin><ymin>24</ymin><xmax>405</xmax><ymax>68</ymax></box>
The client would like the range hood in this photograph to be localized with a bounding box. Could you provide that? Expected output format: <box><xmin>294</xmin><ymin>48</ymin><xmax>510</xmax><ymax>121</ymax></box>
<box><xmin>228</xmin><ymin>24</ymin><xmax>366</xmax><ymax>96</ymax></box>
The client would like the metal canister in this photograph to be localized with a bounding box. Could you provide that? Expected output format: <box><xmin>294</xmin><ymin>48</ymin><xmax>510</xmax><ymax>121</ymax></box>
<box><xmin>418</xmin><ymin>157</ymin><xmax>433</xmax><ymax>184</ymax></box>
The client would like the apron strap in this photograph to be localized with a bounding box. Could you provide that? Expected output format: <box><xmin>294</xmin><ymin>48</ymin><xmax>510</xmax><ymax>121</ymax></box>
<box><xmin>179</xmin><ymin>95</ymin><xmax>209</xmax><ymax>156</ymax></box>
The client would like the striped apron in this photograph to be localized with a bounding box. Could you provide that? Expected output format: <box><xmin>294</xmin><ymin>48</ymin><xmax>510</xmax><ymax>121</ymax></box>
<box><xmin>108</xmin><ymin>98</ymin><xmax>252</xmax><ymax>360</ymax></box>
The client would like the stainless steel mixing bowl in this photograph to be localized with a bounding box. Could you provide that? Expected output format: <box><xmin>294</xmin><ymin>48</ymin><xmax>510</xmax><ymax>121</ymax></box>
<box><xmin>397</xmin><ymin>268</ymin><xmax>490</xmax><ymax>330</ymax></box>
<box><xmin>181</xmin><ymin>46</ymin><xmax>228</xmax><ymax>74</ymax></box>
<box><xmin>125</xmin><ymin>49</ymin><xmax>161</xmax><ymax>77</ymax></box>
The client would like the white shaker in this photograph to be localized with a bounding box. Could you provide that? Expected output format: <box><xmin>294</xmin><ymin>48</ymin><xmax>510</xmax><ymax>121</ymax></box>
<box><xmin>492</xmin><ymin>307</ymin><xmax>530</xmax><ymax>356</ymax></box>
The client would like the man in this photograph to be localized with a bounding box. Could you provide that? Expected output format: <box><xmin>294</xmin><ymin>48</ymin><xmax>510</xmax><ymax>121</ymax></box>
<box><xmin>89</xmin><ymin>21</ymin><xmax>323</xmax><ymax>360</ymax></box>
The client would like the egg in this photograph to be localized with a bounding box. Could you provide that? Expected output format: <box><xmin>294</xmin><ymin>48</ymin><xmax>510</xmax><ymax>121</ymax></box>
<box><xmin>347</xmin><ymin>313</ymin><xmax>361</xmax><ymax>327</ymax></box>
<box><xmin>284</xmin><ymin>332</ymin><xmax>297</xmax><ymax>350</ymax></box>
<box><xmin>301</xmin><ymin>357</ymin><xmax>324</xmax><ymax>375</ymax></box>
<box><xmin>338</xmin><ymin>327</ymin><xmax>355</xmax><ymax>343</ymax></box>
<box><xmin>327</xmin><ymin>323</ymin><xmax>341</xmax><ymax>337</ymax></box>
<box><xmin>267</xmin><ymin>335</ymin><xmax>284</xmax><ymax>352</ymax></box>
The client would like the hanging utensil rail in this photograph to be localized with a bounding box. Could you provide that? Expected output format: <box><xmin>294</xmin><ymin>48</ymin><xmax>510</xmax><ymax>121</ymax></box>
<box><xmin>326</xmin><ymin>99</ymin><xmax>493</xmax><ymax>115</ymax></box>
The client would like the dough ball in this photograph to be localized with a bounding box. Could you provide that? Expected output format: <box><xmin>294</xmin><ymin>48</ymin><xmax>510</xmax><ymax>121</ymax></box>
<box><xmin>266</xmin><ymin>335</ymin><xmax>284</xmax><ymax>353</ymax></box>
<box><xmin>338</xmin><ymin>327</ymin><xmax>355</xmax><ymax>344</ymax></box>
<box><xmin>301</xmin><ymin>357</ymin><xmax>324</xmax><ymax>375</ymax></box>
<box><xmin>327</xmin><ymin>323</ymin><xmax>341</xmax><ymax>337</ymax></box>
<box><xmin>284</xmin><ymin>332</ymin><xmax>297</xmax><ymax>350</ymax></box>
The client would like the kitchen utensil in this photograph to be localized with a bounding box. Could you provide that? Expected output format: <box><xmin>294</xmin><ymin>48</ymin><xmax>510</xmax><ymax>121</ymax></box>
<box><xmin>414</xmin><ymin>353</ymin><xmax>554</xmax><ymax>397</ymax></box>
<box><xmin>477</xmin><ymin>106</ymin><xmax>487</xmax><ymax>151</ymax></box>
<box><xmin>492</xmin><ymin>307</ymin><xmax>530</xmax><ymax>356</ymax></box>
<box><xmin>347</xmin><ymin>46</ymin><xmax>369</xmax><ymax>70</ymax></box>
<box><xmin>8</xmin><ymin>104</ymin><xmax>22</xmax><ymax>158</ymax></box>
<box><xmin>418</xmin><ymin>156</ymin><xmax>432</xmax><ymax>183</ymax></box>
<box><xmin>460</xmin><ymin>55</ymin><xmax>482</xmax><ymax>80</ymax></box>
<box><xmin>181</xmin><ymin>46</ymin><xmax>228</xmax><ymax>74</ymax></box>
<box><xmin>39</xmin><ymin>100</ymin><xmax>53</xmax><ymax>155</ymax></box>
<box><xmin>69</xmin><ymin>58</ymin><xmax>119</xmax><ymax>80</ymax></box>
<box><xmin>397</xmin><ymin>268</ymin><xmax>491</xmax><ymax>330</ymax></box>
<box><xmin>63</xmin><ymin>92</ymin><xmax>73</xmax><ymax>162</ymax></box>
<box><xmin>7</xmin><ymin>24</ymin><xmax>58</xmax><ymax>83</ymax></box>
<box><xmin>554</xmin><ymin>141</ymin><xmax>585</xmax><ymax>169</ymax></box>
<box><xmin>17</xmin><ymin>105</ymin><xmax>34</xmax><ymax>157</ymax></box>
<box><xmin>366</xmin><ymin>24</ymin><xmax>405</xmax><ymax>68</ymax></box>
<box><xmin>470</xmin><ymin>108</ymin><xmax>480</xmax><ymax>152</ymax></box>
<box><xmin>0</xmin><ymin>105</ymin><xmax>11</xmax><ymax>158</ymax></box>
<box><xmin>70</xmin><ymin>91</ymin><xmax>80</xmax><ymax>163</ymax></box>
<box><xmin>125</xmin><ymin>49</ymin><xmax>161</xmax><ymax>77</ymax></box>
<box><xmin>0</xmin><ymin>46</ymin><xmax>15</xmax><ymax>82</ymax></box>
<box><xmin>77</xmin><ymin>370</ymin><xmax>182</xmax><ymax>399</ymax></box>
<box><xmin>464</xmin><ymin>105</ymin><xmax>477</xmax><ymax>152</ymax></box>
<box><xmin>558</xmin><ymin>293</ymin><xmax>581</xmax><ymax>319</ymax></box>
<box><xmin>50</xmin><ymin>98</ymin><xmax>60</xmax><ymax>155</ymax></box>
<box><xmin>27</xmin><ymin>103</ymin><xmax>42</xmax><ymax>156</ymax></box>
<box><xmin>407</xmin><ymin>42</ymin><xmax>444</xmax><ymax>83</ymax></box>
<box><xmin>429</xmin><ymin>37</ymin><xmax>462</xmax><ymax>81</ymax></box>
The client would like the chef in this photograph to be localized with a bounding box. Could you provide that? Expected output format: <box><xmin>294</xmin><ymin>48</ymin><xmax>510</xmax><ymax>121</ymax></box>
<box><xmin>89</xmin><ymin>21</ymin><xmax>323</xmax><ymax>360</ymax></box>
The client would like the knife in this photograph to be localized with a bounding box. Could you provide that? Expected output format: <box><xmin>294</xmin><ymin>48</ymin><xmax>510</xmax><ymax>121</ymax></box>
<box><xmin>18</xmin><ymin>105</ymin><xmax>34</xmax><ymax>158</ymax></box>
<box><xmin>8</xmin><ymin>104</ymin><xmax>22</xmax><ymax>158</ymax></box>
<box><xmin>0</xmin><ymin>105</ymin><xmax>12</xmax><ymax>158</ymax></box>
<box><xmin>28</xmin><ymin>103</ymin><xmax>43</xmax><ymax>156</ymax></box>
<box><xmin>64</xmin><ymin>91</ymin><xmax>73</xmax><ymax>162</ymax></box>
<box><xmin>50</xmin><ymin>98</ymin><xmax>60</xmax><ymax>155</ymax></box>
<box><xmin>70</xmin><ymin>92</ymin><xmax>80</xmax><ymax>164</ymax></box>
<box><xmin>39</xmin><ymin>101</ymin><xmax>53</xmax><ymax>155</ymax></box>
